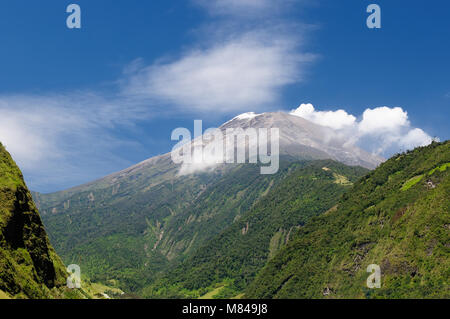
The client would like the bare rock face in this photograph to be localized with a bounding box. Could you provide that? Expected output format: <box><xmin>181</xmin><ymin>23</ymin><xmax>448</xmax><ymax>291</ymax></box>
<box><xmin>36</xmin><ymin>112</ymin><xmax>383</xmax><ymax>204</ymax></box>
<box><xmin>221</xmin><ymin>112</ymin><xmax>384</xmax><ymax>169</ymax></box>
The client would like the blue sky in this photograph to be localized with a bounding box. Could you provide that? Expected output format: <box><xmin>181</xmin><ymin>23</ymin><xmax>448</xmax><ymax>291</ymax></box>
<box><xmin>0</xmin><ymin>0</ymin><xmax>449</xmax><ymax>192</ymax></box>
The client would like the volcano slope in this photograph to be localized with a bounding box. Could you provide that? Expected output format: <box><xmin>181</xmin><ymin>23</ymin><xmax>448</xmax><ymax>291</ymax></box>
<box><xmin>246</xmin><ymin>141</ymin><xmax>450</xmax><ymax>299</ymax></box>
<box><xmin>34</xmin><ymin>112</ymin><xmax>382</xmax><ymax>294</ymax></box>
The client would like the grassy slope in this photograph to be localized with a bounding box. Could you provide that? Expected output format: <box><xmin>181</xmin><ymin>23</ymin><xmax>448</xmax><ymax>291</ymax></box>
<box><xmin>246</xmin><ymin>141</ymin><xmax>450</xmax><ymax>299</ymax></box>
<box><xmin>0</xmin><ymin>142</ymin><xmax>89</xmax><ymax>299</ymax></box>
<box><xmin>143</xmin><ymin>160</ymin><xmax>368</xmax><ymax>298</ymax></box>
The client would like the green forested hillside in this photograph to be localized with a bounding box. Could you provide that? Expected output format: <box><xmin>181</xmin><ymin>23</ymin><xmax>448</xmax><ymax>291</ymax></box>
<box><xmin>34</xmin><ymin>112</ymin><xmax>382</xmax><ymax>296</ymax></box>
<box><xmin>37</xmin><ymin>158</ymin><xmax>313</xmax><ymax>292</ymax></box>
<box><xmin>143</xmin><ymin>161</ymin><xmax>368</xmax><ymax>298</ymax></box>
<box><xmin>0</xmin><ymin>143</ymin><xmax>88</xmax><ymax>299</ymax></box>
<box><xmin>246</xmin><ymin>141</ymin><xmax>450</xmax><ymax>299</ymax></box>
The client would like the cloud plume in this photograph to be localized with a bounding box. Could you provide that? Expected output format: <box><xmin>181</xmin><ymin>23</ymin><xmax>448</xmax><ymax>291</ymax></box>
<box><xmin>0</xmin><ymin>93</ymin><xmax>149</xmax><ymax>192</ymax></box>
<box><xmin>123</xmin><ymin>31</ymin><xmax>314</xmax><ymax>113</ymax></box>
<box><xmin>290</xmin><ymin>103</ymin><xmax>434</xmax><ymax>155</ymax></box>
<box><xmin>0</xmin><ymin>0</ymin><xmax>314</xmax><ymax>192</ymax></box>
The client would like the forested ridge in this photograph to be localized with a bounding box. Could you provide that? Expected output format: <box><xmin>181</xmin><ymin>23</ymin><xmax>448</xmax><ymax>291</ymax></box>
<box><xmin>247</xmin><ymin>141</ymin><xmax>450</xmax><ymax>298</ymax></box>
<box><xmin>143</xmin><ymin>160</ymin><xmax>367</xmax><ymax>298</ymax></box>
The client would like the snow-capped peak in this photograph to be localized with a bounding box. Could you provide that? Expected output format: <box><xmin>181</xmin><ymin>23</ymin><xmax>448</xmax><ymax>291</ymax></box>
<box><xmin>221</xmin><ymin>112</ymin><xmax>261</xmax><ymax>127</ymax></box>
<box><xmin>233</xmin><ymin>112</ymin><xmax>260</xmax><ymax>121</ymax></box>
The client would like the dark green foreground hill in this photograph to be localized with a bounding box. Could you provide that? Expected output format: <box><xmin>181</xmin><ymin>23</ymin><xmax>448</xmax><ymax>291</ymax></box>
<box><xmin>246</xmin><ymin>141</ymin><xmax>450</xmax><ymax>298</ymax></box>
<box><xmin>0</xmin><ymin>143</ymin><xmax>87</xmax><ymax>299</ymax></box>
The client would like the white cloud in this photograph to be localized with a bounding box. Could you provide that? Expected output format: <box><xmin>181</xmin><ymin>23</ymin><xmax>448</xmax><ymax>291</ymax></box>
<box><xmin>0</xmin><ymin>110</ymin><xmax>51</xmax><ymax>166</ymax></box>
<box><xmin>290</xmin><ymin>103</ymin><xmax>434</xmax><ymax>155</ymax></box>
<box><xmin>358</xmin><ymin>106</ymin><xmax>409</xmax><ymax>134</ymax></box>
<box><xmin>122</xmin><ymin>0</ymin><xmax>314</xmax><ymax>114</ymax></box>
<box><xmin>193</xmin><ymin>0</ymin><xmax>309</xmax><ymax>18</ymax></box>
<box><xmin>399</xmin><ymin>128</ymin><xmax>434</xmax><ymax>150</ymax></box>
<box><xmin>177</xmin><ymin>138</ymin><xmax>226</xmax><ymax>175</ymax></box>
<box><xmin>0</xmin><ymin>93</ymin><xmax>149</xmax><ymax>192</ymax></box>
<box><xmin>193</xmin><ymin>0</ymin><xmax>286</xmax><ymax>17</ymax></box>
<box><xmin>123</xmin><ymin>31</ymin><xmax>314</xmax><ymax>113</ymax></box>
<box><xmin>0</xmin><ymin>0</ymin><xmax>314</xmax><ymax>192</ymax></box>
<box><xmin>290</xmin><ymin>103</ymin><xmax>356</xmax><ymax>130</ymax></box>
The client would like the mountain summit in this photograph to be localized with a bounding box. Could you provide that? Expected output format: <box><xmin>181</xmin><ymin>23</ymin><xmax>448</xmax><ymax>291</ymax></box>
<box><xmin>35</xmin><ymin>112</ymin><xmax>383</xmax><ymax>209</ymax></box>
<box><xmin>33</xmin><ymin>112</ymin><xmax>383</xmax><ymax>294</ymax></box>
<box><xmin>221</xmin><ymin>111</ymin><xmax>383</xmax><ymax>169</ymax></box>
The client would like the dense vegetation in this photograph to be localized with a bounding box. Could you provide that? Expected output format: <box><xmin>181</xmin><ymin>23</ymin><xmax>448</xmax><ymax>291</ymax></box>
<box><xmin>0</xmin><ymin>142</ymin><xmax>89</xmax><ymax>299</ymax></box>
<box><xmin>31</xmin><ymin>139</ymin><xmax>449</xmax><ymax>299</ymax></box>
<box><xmin>37</xmin><ymin>157</ymin><xmax>316</xmax><ymax>292</ymax></box>
<box><xmin>143</xmin><ymin>161</ymin><xmax>368</xmax><ymax>298</ymax></box>
<box><xmin>246</xmin><ymin>141</ymin><xmax>450</xmax><ymax>298</ymax></box>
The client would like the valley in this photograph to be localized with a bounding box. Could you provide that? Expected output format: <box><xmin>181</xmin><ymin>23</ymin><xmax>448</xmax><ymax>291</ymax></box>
<box><xmin>1</xmin><ymin>113</ymin><xmax>447</xmax><ymax>299</ymax></box>
<box><xmin>32</xmin><ymin>112</ymin><xmax>382</xmax><ymax>296</ymax></box>
<box><xmin>0</xmin><ymin>0</ymin><xmax>448</xmax><ymax>304</ymax></box>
